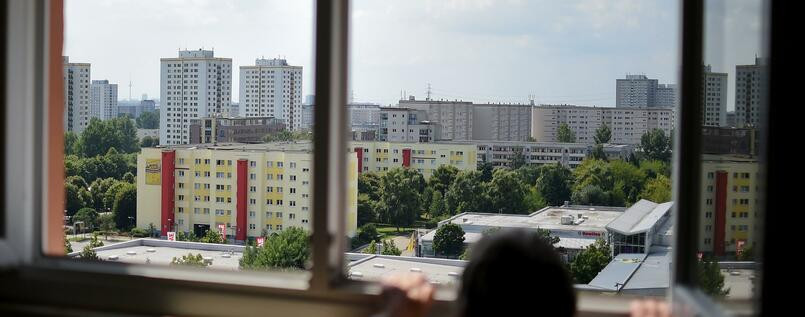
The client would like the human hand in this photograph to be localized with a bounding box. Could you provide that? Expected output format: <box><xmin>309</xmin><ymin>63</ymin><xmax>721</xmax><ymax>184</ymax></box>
<box><xmin>630</xmin><ymin>299</ymin><xmax>672</xmax><ymax>317</ymax></box>
<box><xmin>377</xmin><ymin>273</ymin><xmax>435</xmax><ymax>317</ymax></box>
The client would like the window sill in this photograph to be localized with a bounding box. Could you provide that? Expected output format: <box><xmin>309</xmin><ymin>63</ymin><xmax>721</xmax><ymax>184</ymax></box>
<box><xmin>0</xmin><ymin>257</ymin><xmax>639</xmax><ymax>317</ymax></box>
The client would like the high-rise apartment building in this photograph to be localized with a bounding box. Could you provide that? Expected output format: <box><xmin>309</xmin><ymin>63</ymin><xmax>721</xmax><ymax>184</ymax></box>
<box><xmin>735</xmin><ymin>58</ymin><xmax>768</xmax><ymax>128</ymax></box>
<box><xmin>378</xmin><ymin>108</ymin><xmax>441</xmax><ymax>142</ymax></box>
<box><xmin>702</xmin><ymin>65</ymin><xmax>728</xmax><ymax>127</ymax></box>
<box><xmin>616</xmin><ymin>75</ymin><xmax>676</xmax><ymax>108</ymax></box>
<box><xmin>239</xmin><ymin>58</ymin><xmax>303</xmax><ymax>131</ymax></box>
<box><xmin>63</xmin><ymin>56</ymin><xmax>92</xmax><ymax>133</ymax></box>
<box><xmin>90</xmin><ymin>80</ymin><xmax>118</xmax><ymax>120</ymax></box>
<box><xmin>160</xmin><ymin>49</ymin><xmax>232</xmax><ymax>145</ymax></box>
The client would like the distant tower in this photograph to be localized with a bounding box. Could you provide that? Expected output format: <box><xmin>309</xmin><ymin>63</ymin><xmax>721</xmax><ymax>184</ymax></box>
<box><xmin>426</xmin><ymin>83</ymin><xmax>432</xmax><ymax>101</ymax></box>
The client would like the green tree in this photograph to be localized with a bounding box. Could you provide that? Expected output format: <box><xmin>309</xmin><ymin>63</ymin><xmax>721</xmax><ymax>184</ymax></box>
<box><xmin>78</xmin><ymin>245</ymin><xmax>99</xmax><ymax>260</ymax></box>
<box><xmin>639</xmin><ymin>160</ymin><xmax>671</xmax><ymax>179</ymax></box>
<box><xmin>535</xmin><ymin>164</ymin><xmax>573</xmax><ymax>206</ymax></box>
<box><xmin>428</xmin><ymin>190</ymin><xmax>447</xmax><ymax>217</ymax></box>
<box><xmin>477</xmin><ymin>160</ymin><xmax>494</xmax><ymax>182</ymax></box>
<box><xmin>80</xmin><ymin>118</ymin><xmax>139</xmax><ymax>157</ymax></box>
<box><xmin>358</xmin><ymin>172</ymin><xmax>383</xmax><ymax>201</ymax></box>
<box><xmin>64</xmin><ymin>132</ymin><xmax>80</xmax><ymax>156</ymax></box>
<box><xmin>487</xmin><ymin>168</ymin><xmax>528</xmax><ymax>214</ymax></box>
<box><xmin>239</xmin><ymin>227</ymin><xmax>310</xmax><ymax>270</ymax></box>
<box><xmin>698</xmin><ymin>257</ymin><xmax>729</xmax><ymax>297</ymax></box>
<box><xmin>523</xmin><ymin>187</ymin><xmax>547</xmax><ymax>211</ymax></box>
<box><xmin>98</xmin><ymin>213</ymin><xmax>116</xmax><ymax>240</ymax></box>
<box><xmin>140</xmin><ymin>136</ymin><xmax>158</xmax><ymax>148</ymax></box>
<box><xmin>594</xmin><ymin>123</ymin><xmax>612</xmax><ymax>144</ymax></box>
<box><xmin>73</xmin><ymin>207</ymin><xmax>99</xmax><ymax>230</ymax></box>
<box><xmin>535</xmin><ymin>228</ymin><xmax>561</xmax><ymax>246</ymax></box>
<box><xmin>171</xmin><ymin>253</ymin><xmax>210</xmax><ymax>267</ymax></box>
<box><xmin>104</xmin><ymin>181</ymin><xmax>129</xmax><ymax>211</ymax></box>
<box><xmin>112</xmin><ymin>184</ymin><xmax>137</xmax><ymax>230</ymax></box>
<box><xmin>200</xmin><ymin>229</ymin><xmax>226</xmax><ymax>244</ymax></box>
<box><xmin>65</xmin><ymin>183</ymin><xmax>90</xmax><ymax>216</ymax></box>
<box><xmin>64</xmin><ymin>236</ymin><xmax>73</xmax><ymax>254</ymax></box>
<box><xmin>381</xmin><ymin>239</ymin><xmax>402</xmax><ymax>256</ymax></box>
<box><xmin>445</xmin><ymin>170</ymin><xmax>490</xmax><ymax>215</ymax></box>
<box><xmin>515</xmin><ymin>165</ymin><xmax>542</xmax><ymax>186</ymax></box>
<box><xmin>610</xmin><ymin>160</ymin><xmax>647</xmax><ymax>206</ymax></box>
<box><xmin>639</xmin><ymin>129</ymin><xmax>672</xmax><ymax>162</ymax></box>
<box><xmin>136</xmin><ymin>110</ymin><xmax>159</xmax><ymax>129</ymax></box>
<box><xmin>263</xmin><ymin>130</ymin><xmax>311</xmax><ymax>142</ymax></box>
<box><xmin>433</xmin><ymin>223</ymin><xmax>465</xmax><ymax>257</ymax></box>
<box><xmin>364</xmin><ymin>240</ymin><xmax>378</xmax><ymax>254</ymax></box>
<box><xmin>737</xmin><ymin>245</ymin><xmax>755</xmax><ymax>261</ymax></box>
<box><xmin>428</xmin><ymin>165</ymin><xmax>459</xmax><ymax>195</ymax></box>
<box><xmin>557</xmin><ymin>123</ymin><xmax>577</xmax><ymax>143</ymax></box>
<box><xmin>573</xmin><ymin>159</ymin><xmax>614</xmax><ymax>193</ymax></box>
<box><xmin>589</xmin><ymin>144</ymin><xmax>609</xmax><ymax>161</ymax></box>
<box><xmin>123</xmin><ymin>172</ymin><xmax>136</xmax><ymax>183</ymax></box>
<box><xmin>355</xmin><ymin>224</ymin><xmax>380</xmax><ymax>247</ymax></box>
<box><xmin>571</xmin><ymin>184</ymin><xmax>610</xmax><ymax>206</ymax></box>
<box><xmin>88</xmin><ymin>178</ymin><xmax>117</xmax><ymax>211</ymax></box>
<box><xmin>89</xmin><ymin>233</ymin><xmax>104</xmax><ymax>248</ymax></box>
<box><xmin>357</xmin><ymin>193</ymin><xmax>378</xmax><ymax>227</ymax></box>
<box><xmin>570</xmin><ymin>239</ymin><xmax>612</xmax><ymax>284</ymax></box>
<box><xmin>640</xmin><ymin>175</ymin><xmax>672</xmax><ymax>203</ymax></box>
<box><xmin>378</xmin><ymin>168</ymin><xmax>422</xmax><ymax>231</ymax></box>
<box><xmin>510</xmin><ymin>147</ymin><xmax>527</xmax><ymax>169</ymax></box>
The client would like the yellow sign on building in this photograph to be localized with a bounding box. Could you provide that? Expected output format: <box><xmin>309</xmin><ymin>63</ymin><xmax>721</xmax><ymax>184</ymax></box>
<box><xmin>145</xmin><ymin>159</ymin><xmax>161</xmax><ymax>185</ymax></box>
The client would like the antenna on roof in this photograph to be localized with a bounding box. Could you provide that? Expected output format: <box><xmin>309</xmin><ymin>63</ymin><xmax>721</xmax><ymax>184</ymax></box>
<box><xmin>426</xmin><ymin>83</ymin><xmax>432</xmax><ymax>101</ymax></box>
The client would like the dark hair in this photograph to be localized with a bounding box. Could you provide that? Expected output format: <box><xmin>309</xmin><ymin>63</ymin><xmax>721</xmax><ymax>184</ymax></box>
<box><xmin>458</xmin><ymin>229</ymin><xmax>576</xmax><ymax>317</ymax></box>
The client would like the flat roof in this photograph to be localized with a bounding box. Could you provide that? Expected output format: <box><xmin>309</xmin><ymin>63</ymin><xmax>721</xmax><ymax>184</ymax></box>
<box><xmin>439</xmin><ymin>205</ymin><xmax>625</xmax><ymax>233</ymax></box>
<box><xmin>606</xmin><ymin>200</ymin><xmax>673</xmax><ymax>235</ymax></box>
<box><xmin>347</xmin><ymin>254</ymin><xmax>466</xmax><ymax>285</ymax></box>
<box><xmin>72</xmin><ymin>239</ymin><xmax>246</xmax><ymax>271</ymax></box>
<box><xmin>152</xmin><ymin>141</ymin><xmax>314</xmax><ymax>153</ymax></box>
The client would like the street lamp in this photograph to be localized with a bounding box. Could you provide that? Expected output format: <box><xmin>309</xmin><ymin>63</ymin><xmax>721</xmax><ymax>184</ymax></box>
<box><xmin>127</xmin><ymin>216</ymin><xmax>135</xmax><ymax>239</ymax></box>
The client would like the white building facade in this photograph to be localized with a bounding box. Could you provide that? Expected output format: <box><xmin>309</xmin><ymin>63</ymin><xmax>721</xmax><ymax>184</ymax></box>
<box><xmin>702</xmin><ymin>65</ymin><xmax>728</xmax><ymax>127</ymax></box>
<box><xmin>239</xmin><ymin>58</ymin><xmax>303</xmax><ymax>131</ymax></box>
<box><xmin>531</xmin><ymin>105</ymin><xmax>675</xmax><ymax>145</ymax></box>
<box><xmin>160</xmin><ymin>49</ymin><xmax>232</xmax><ymax>145</ymax></box>
<box><xmin>378</xmin><ymin>108</ymin><xmax>441</xmax><ymax>142</ymax></box>
<box><xmin>63</xmin><ymin>56</ymin><xmax>92</xmax><ymax>133</ymax></box>
<box><xmin>90</xmin><ymin>80</ymin><xmax>118</xmax><ymax>120</ymax></box>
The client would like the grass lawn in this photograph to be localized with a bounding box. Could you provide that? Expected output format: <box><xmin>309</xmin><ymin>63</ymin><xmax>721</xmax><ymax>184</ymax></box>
<box><xmin>374</xmin><ymin>225</ymin><xmax>415</xmax><ymax>239</ymax></box>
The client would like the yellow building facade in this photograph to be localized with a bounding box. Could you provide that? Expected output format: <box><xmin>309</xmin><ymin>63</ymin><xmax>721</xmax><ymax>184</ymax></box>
<box><xmin>699</xmin><ymin>154</ymin><xmax>760</xmax><ymax>256</ymax></box>
<box><xmin>350</xmin><ymin>141</ymin><xmax>477</xmax><ymax>178</ymax></box>
<box><xmin>137</xmin><ymin>143</ymin><xmax>358</xmax><ymax>239</ymax></box>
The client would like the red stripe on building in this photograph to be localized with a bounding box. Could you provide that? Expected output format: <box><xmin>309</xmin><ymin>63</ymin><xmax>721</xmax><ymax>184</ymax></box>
<box><xmin>402</xmin><ymin>148</ymin><xmax>411</xmax><ymax>167</ymax></box>
<box><xmin>714</xmin><ymin>170</ymin><xmax>728</xmax><ymax>256</ymax></box>
<box><xmin>236</xmin><ymin>159</ymin><xmax>248</xmax><ymax>241</ymax></box>
<box><xmin>161</xmin><ymin>151</ymin><xmax>176</xmax><ymax>237</ymax></box>
<box><xmin>355</xmin><ymin>147</ymin><xmax>363</xmax><ymax>174</ymax></box>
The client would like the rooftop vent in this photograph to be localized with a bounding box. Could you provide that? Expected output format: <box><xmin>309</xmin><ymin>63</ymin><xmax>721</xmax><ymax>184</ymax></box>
<box><xmin>410</xmin><ymin>268</ymin><xmax>422</xmax><ymax>273</ymax></box>
<box><xmin>221</xmin><ymin>253</ymin><xmax>231</xmax><ymax>258</ymax></box>
<box><xmin>373</xmin><ymin>263</ymin><xmax>385</xmax><ymax>268</ymax></box>
<box><xmin>146</xmin><ymin>248</ymin><xmax>156</xmax><ymax>253</ymax></box>
<box><xmin>561</xmin><ymin>215</ymin><xmax>575</xmax><ymax>225</ymax></box>
<box><xmin>350</xmin><ymin>271</ymin><xmax>363</xmax><ymax>278</ymax></box>
<box><xmin>448</xmin><ymin>272</ymin><xmax>459</xmax><ymax>277</ymax></box>
<box><xmin>203</xmin><ymin>256</ymin><xmax>213</xmax><ymax>264</ymax></box>
<box><xmin>107</xmin><ymin>255</ymin><xmax>119</xmax><ymax>261</ymax></box>
<box><xmin>126</xmin><ymin>251</ymin><xmax>137</xmax><ymax>255</ymax></box>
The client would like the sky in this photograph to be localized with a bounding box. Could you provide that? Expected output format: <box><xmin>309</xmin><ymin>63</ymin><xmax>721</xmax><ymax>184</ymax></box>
<box><xmin>64</xmin><ymin>0</ymin><xmax>764</xmax><ymax>109</ymax></box>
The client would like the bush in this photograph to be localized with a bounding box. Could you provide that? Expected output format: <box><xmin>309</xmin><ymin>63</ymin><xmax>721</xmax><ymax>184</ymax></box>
<box><xmin>433</xmin><ymin>223</ymin><xmax>465</xmax><ymax>257</ymax></box>
<box><xmin>130</xmin><ymin>227</ymin><xmax>148</xmax><ymax>238</ymax></box>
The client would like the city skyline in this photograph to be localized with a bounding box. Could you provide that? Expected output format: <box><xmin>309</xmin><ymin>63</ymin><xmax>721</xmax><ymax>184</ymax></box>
<box><xmin>65</xmin><ymin>0</ymin><xmax>762</xmax><ymax>109</ymax></box>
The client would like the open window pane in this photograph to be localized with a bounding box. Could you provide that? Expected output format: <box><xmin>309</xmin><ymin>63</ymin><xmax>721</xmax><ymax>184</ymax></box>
<box><xmin>348</xmin><ymin>0</ymin><xmax>679</xmax><ymax>298</ymax></box>
<box><xmin>61</xmin><ymin>0</ymin><xmax>331</xmax><ymax>276</ymax></box>
<box><xmin>694</xmin><ymin>0</ymin><xmax>766</xmax><ymax>308</ymax></box>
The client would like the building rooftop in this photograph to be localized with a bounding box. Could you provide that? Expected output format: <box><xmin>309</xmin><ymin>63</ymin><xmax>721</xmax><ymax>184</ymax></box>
<box><xmin>346</xmin><ymin>254</ymin><xmax>466</xmax><ymax>285</ymax></box>
<box><xmin>70</xmin><ymin>239</ymin><xmax>245</xmax><ymax>271</ymax></box>
<box><xmin>152</xmin><ymin>141</ymin><xmax>314</xmax><ymax>153</ymax></box>
<box><xmin>438</xmin><ymin>205</ymin><xmax>625</xmax><ymax>233</ymax></box>
<box><xmin>606</xmin><ymin>200</ymin><xmax>674</xmax><ymax>235</ymax></box>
